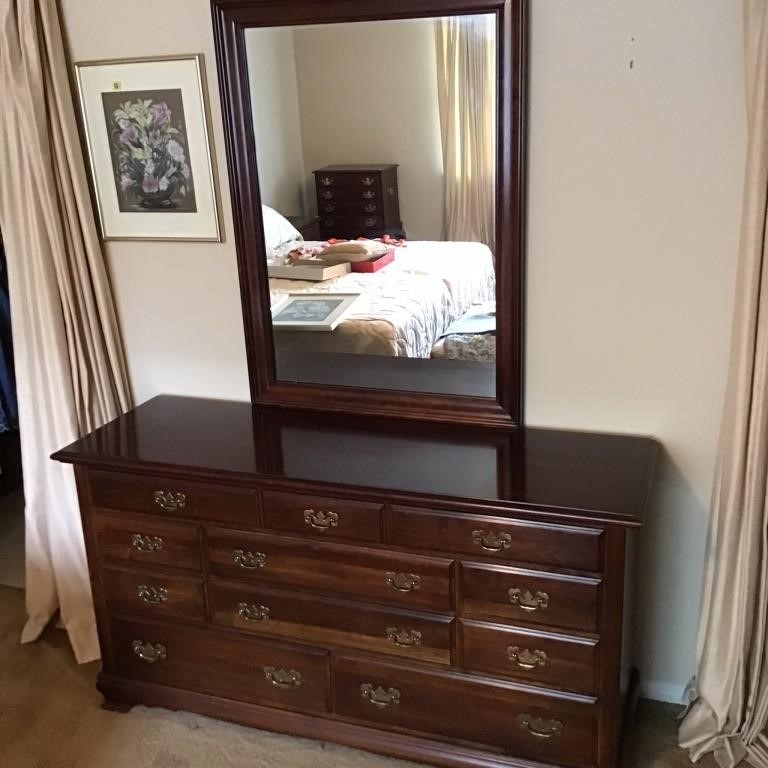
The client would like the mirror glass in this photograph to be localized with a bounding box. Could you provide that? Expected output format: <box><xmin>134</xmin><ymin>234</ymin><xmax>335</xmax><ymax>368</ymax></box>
<box><xmin>245</xmin><ymin>14</ymin><xmax>497</xmax><ymax>397</ymax></box>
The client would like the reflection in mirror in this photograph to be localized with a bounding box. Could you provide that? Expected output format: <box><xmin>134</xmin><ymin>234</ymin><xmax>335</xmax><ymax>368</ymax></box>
<box><xmin>245</xmin><ymin>15</ymin><xmax>497</xmax><ymax>397</ymax></box>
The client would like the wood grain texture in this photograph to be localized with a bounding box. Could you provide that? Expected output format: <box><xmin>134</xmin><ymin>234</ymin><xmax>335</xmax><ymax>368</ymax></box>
<box><xmin>210</xmin><ymin>579</ymin><xmax>454</xmax><ymax>665</ymax></box>
<box><xmin>206</xmin><ymin>529</ymin><xmax>454</xmax><ymax>611</ymax></box>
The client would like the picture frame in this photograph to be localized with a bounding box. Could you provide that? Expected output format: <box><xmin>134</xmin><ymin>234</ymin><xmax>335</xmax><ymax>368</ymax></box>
<box><xmin>75</xmin><ymin>54</ymin><xmax>221</xmax><ymax>241</ymax></box>
<box><xmin>271</xmin><ymin>293</ymin><xmax>362</xmax><ymax>332</ymax></box>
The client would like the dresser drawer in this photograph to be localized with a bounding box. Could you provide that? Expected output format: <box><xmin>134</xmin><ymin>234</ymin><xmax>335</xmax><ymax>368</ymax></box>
<box><xmin>261</xmin><ymin>490</ymin><xmax>382</xmax><ymax>543</ymax></box>
<box><xmin>461</xmin><ymin>563</ymin><xmax>601</xmax><ymax>633</ymax></box>
<box><xmin>318</xmin><ymin>200</ymin><xmax>383</xmax><ymax>216</ymax></box>
<box><xmin>319</xmin><ymin>215</ymin><xmax>384</xmax><ymax>234</ymax></box>
<box><xmin>333</xmin><ymin>655</ymin><xmax>597</xmax><ymax>768</ymax></box>
<box><xmin>317</xmin><ymin>187</ymin><xmax>379</xmax><ymax>202</ymax></box>
<box><xmin>392</xmin><ymin>506</ymin><xmax>603</xmax><ymax>572</ymax></box>
<box><xmin>110</xmin><ymin>616</ymin><xmax>330</xmax><ymax>714</ymax></box>
<box><xmin>206</xmin><ymin>530</ymin><xmax>452</xmax><ymax>611</ymax></box>
<box><xmin>88</xmin><ymin>470</ymin><xmax>257</xmax><ymax>524</ymax></box>
<box><xmin>461</xmin><ymin>620</ymin><xmax>598</xmax><ymax>694</ymax></box>
<box><xmin>102</xmin><ymin>566</ymin><xmax>205</xmax><ymax>623</ymax></box>
<box><xmin>210</xmin><ymin>580</ymin><xmax>453</xmax><ymax>665</ymax></box>
<box><xmin>91</xmin><ymin>511</ymin><xmax>201</xmax><ymax>571</ymax></box>
<box><xmin>316</xmin><ymin>172</ymin><xmax>382</xmax><ymax>190</ymax></box>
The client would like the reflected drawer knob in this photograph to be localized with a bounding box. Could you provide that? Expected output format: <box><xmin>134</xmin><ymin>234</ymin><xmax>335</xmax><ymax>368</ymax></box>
<box><xmin>364</xmin><ymin>217</ymin><xmax>377</xmax><ymax>227</ymax></box>
<box><xmin>363</xmin><ymin>203</ymin><xmax>377</xmax><ymax>213</ymax></box>
<box><xmin>237</xmin><ymin>602</ymin><xmax>270</xmax><ymax>622</ymax></box>
<box><xmin>153</xmin><ymin>491</ymin><xmax>186</xmax><ymax>512</ymax></box>
<box><xmin>472</xmin><ymin>529</ymin><xmax>512</xmax><ymax>552</ymax></box>
<box><xmin>233</xmin><ymin>549</ymin><xmax>266</xmax><ymax>569</ymax></box>
<box><xmin>303</xmin><ymin>508</ymin><xmax>339</xmax><ymax>530</ymax></box>
<box><xmin>362</xmin><ymin>190</ymin><xmax>375</xmax><ymax>199</ymax></box>
<box><xmin>361</xmin><ymin>176</ymin><xmax>375</xmax><ymax>186</ymax></box>
<box><xmin>137</xmin><ymin>584</ymin><xmax>168</xmax><ymax>605</ymax></box>
<box><xmin>386</xmin><ymin>627</ymin><xmax>422</xmax><ymax>648</ymax></box>
<box><xmin>385</xmin><ymin>571</ymin><xmax>421</xmax><ymax>593</ymax></box>
<box><xmin>264</xmin><ymin>666</ymin><xmax>302</xmax><ymax>689</ymax></box>
<box><xmin>323</xmin><ymin>204</ymin><xmax>336</xmax><ymax>213</ymax></box>
<box><xmin>322</xmin><ymin>190</ymin><xmax>334</xmax><ymax>199</ymax></box>
<box><xmin>320</xmin><ymin>176</ymin><xmax>334</xmax><ymax>186</ymax></box>
<box><xmin>507</xmin><ymin>647</ymin><xmax>547</xmax><ymax>670</ymax></box>
<box><xmin>518</xmin><ymin>714</ymin><xmax>563</xmax><ymax>740</ymax></box>
<box><xmin>132</xmin><ymin>640</ymin><xmax>166</xmax><ymax>664</ymax></box>
<box><xmin>360</xmin><ymin>683</ymin><xmax>400</xmax><ymax>708</ymax></box>
<box><xmin>508</xmin><ymin>588</ymin><xmax>549</xmax><ymax>612</ymax></box>
<box><xmin>131</xmin><ymin>534</ymin><xmax>163</xmax><ymax>553</ymax></box>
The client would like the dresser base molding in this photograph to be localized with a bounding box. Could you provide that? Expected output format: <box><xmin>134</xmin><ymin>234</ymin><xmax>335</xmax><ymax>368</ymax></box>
<box><xmin>97</xmin><ymin>673</ymin><xmax>571</xmax><ymax>768</ymax></box>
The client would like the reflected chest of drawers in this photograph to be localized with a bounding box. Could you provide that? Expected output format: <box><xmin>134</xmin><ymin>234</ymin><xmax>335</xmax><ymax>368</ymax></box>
<box><xmin>53</xmin><ymin>396</ymin><xmax>657</xmax><ymax>768</ymax></box>
<box><xmin>313</xmin><ymin>164</ymin><xmax>402</xmax><ymax>240</ymax></box>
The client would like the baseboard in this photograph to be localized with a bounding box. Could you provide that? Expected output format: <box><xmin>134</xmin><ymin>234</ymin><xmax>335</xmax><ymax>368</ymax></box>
<box><xmin>640</xmin><ymin>680</ymin><xmax>686</xmax><ymax>704</ymax></box>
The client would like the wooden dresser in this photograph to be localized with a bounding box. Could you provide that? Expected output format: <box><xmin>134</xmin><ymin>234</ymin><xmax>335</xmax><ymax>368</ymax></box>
<box><xmin>53</xmin><ymin>395</ymin><xmax>655</xmax><ymax>768</ymax></box>
<box><xmin>313</xmin><ymin>164</ymin><xmax>402</xmax><ymax>240</ymax></box>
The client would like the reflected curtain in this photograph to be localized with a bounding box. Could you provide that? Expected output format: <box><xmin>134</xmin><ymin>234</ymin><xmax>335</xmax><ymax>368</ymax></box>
<box><xmin>435</xmin><ymin>15</ymin><xmax>496</xmax><ymax>251</ymax></box>
<box><xmin>0</xmin><ymin>0</ymin><xmax>131</xmax><ymax>662</ymax></box>
<box><xmin>679</xmin><ymin>2</ymin><xmax>768</xmax><ymax>765</ymax></box>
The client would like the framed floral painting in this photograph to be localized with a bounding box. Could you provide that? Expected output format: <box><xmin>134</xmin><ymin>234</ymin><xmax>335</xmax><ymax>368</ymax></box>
<box><xmin>75</xmin><ymin>54</ymin><xmax>221</xmax><ymax>241</ymax></box>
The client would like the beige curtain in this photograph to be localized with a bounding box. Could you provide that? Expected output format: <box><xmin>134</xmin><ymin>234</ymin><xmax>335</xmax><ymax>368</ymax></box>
<box><xmin>679</xmin><ymin>2</ymin><xmax>768</xmax><ymax>765</ymax></box>
<box><xmin>0</xmin><ymin>0</ymin><xmax>131</xmax><ymax>662</ymax></box>
<box><xmin>435</xmin><ymin>15</ymin><xmax>496</xmax><ymax>250</ymax></box>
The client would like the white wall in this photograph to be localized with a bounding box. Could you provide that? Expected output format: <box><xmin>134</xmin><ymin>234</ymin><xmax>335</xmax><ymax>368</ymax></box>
<box><xmin>526</xmin><ymin>1</ymin><xmax>744</xmax><ymax>701</ymax></box>
<box><xmin>245</xmin><ymin>28</ymin><xmax>306</xmax><ymax>215</ymax></box>
<box><xmin>58</xmin><ymin>0</ymin><xmax>746</xmax><ymax>700</ymax></box>
<box><xmin>293</xmin><ymin>19</ymin><xmax>444</xmax><ymax>240</ymax></box>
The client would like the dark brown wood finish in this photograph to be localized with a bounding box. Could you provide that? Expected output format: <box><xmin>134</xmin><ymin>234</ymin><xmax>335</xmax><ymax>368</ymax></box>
<box><xmin>211</xmin><ymin>0</ymin><xmax>527</xmax><ymax>428</ymax></box>
<box><xmin>54</xmin><ymin>396</ymin><xmax>657</xmax><ymax>768</ymax></box>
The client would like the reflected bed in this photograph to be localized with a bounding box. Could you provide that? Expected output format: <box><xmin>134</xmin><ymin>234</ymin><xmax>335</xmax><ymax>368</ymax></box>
<box><xmin>269</xmin><ymin>240</ymin><xmax>495</xmax><ymax>357</ymax></box>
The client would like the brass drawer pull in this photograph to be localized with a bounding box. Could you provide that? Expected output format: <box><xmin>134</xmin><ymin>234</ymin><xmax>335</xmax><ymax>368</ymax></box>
<box><xmin>322</xmin><ymin>190</ymin><xmax>334</xmax><ymax>199</ymax></box>
<box><xmin>363</xmin><ymin>203</ymin><xmax>377</xmax><ymax>213</ymax></box>
<box><xmin>361</xmin><ymin>176</ymin><xmax>375</xmax><ymax>186</ymax></box>
<box><xmin>364</xmin><ymin>217</ymin><xmax>377</xmax><ymax>227</ymax></box>
<box><xmin>360</xmin><ymin>683</ymin><xmax>400</xmax><ymax>709</ymax></box>
<box><xmin>303</xmin><ymin>508</ymin><xmax>339</xmax><ymax>531</ymax></box>
<box><xmin>131</xmin><ymin>534</ymin><xmax>163</xmax><ymax>553</ymax></box>
<box><xmin>385</xmin><ymin>571</ymin><xmax>421</xmax><ymax>593</ymax></box>
<box><xmin>322</xmin><ymin>204</ymin><xmax>336</xmax><ymax>213</ymax></box>
<box><xmin>137</xmin><ymin>584</ymin><xmax>168</xmax><ymax>605</ymax></box>
<box><xmin>472</xmin><ymin>529</ymin><xmax>512</xmax><ymax>552</ymax></box>
<box><xmin>132</xmin><ymin>640</ymin><xmax>167</xmax><ymax>664</ymax></box>
<box><xmin>362</xmin><ymin>190</ymin><xmax>375</xmax><ymax>199</ymax></box>
<box><xmin>518</xmin><ymin>714</ymin><xmax>563</xmax><ymax>740</ymax></box>
<box><xmin>236</xmin><ymin>602</ymin><xmax>270</xmax><ymax>622</ymax></box>
<box><xmin>320</xmin><ymin>176</ymin><xmax>334</xmax><ymax>186</ymax></box>
<box><xmin>508</xmin><ymin>647</ymin><xmax>547</xmax><ymax>670</ymax></box>
<box><xmin>386</xmin><ymin>627</ymin><xmax>422</xmax><ymax>648</ymax></box>
<box><xmin>154</xmin><ymin>491</ymin><xmax>186</xmax><ymax>513</ymax></box>
<box><xmin>263</xmin><ymin>666</ymin><xmax>302</xmax><ymax>689</ymax></box>
<box><xmin>233</xmin><ymin>549</ymin><xmax>266</xmax><ymax>569</ymax></box>
<box><xmin>508</xmin><ymin>588</ymin><xmax>549</xmax><ymax>613</ymax></box>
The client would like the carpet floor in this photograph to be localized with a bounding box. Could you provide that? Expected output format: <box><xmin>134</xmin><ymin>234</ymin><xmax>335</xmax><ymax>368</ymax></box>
<box><xmin>0</xmin><ymin>585</ymin><xmax>711</xmax><ymax>768</ymax></box>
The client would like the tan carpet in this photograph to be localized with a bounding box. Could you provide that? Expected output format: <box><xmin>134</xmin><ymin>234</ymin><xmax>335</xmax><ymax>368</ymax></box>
<box><xmin>0</xmin><ymin>585</ymin><xmax>710</xmax><ymax>768</ymax></box>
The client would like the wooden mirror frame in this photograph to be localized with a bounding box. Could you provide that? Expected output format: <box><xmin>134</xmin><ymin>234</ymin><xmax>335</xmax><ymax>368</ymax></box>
<box><xmin>212</xmin><ymin>0</ymin><xmax>527</xmax><ymax>429</ymax></box>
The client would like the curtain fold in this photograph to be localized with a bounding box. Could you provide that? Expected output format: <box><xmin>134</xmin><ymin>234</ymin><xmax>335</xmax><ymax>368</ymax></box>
<box><xmin>679</xmin><ymin>2</ymin><xmax>768</xmax><ymax>765</ymax></box>
<box><xmin>0</xmin><ymin>0</ymin><xmax>131</xmax><ymax>663</ymax></box>
<box><xmin>435</xmin><ymin>15</ymin><xmax>496</xmax><ymax>251</ymax></box>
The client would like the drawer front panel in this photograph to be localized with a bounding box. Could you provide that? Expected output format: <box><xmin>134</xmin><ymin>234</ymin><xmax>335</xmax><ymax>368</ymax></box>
<box><xmin>392</xmin><ymin>507</ymin><xmax>603</xmax><ymax>572</ymax></box>
<box><xmin>319</xmin><ymin>215</ymin><xmax>384</xmax><ymax>234</ymax></box>
<box><xmin>261</xmin><ymin>490</ymin><xmax>382</xmax><ymax>543</ymax></box>
<box><xmin>318</xmin><ymin>200</ymin><xmax>384</xmax><ymax>216</ymax></box>
<box><xmin>102</xmin><ymin>566</ymin><xmax>206</xmax><ymax>623</ymax></box>
<box><xmin>461</xmin><ymin>620</ymin><xmax>598</xmax><ymax>694</ymax></box>
<box><xmin>206</xmin><ymin>530</ymin><xmax>452</xmax><ymax>611</ymax></box>
<box><xmin>210</xmin><ymin>580</ymin><xmax>452</xmax><ymax>665</ymax></box>
<box><xmin>315</xmin><ymin>173</ymin><xmax>382</xmax><ymax>190</ymax></box>
<box><xmin>317</xmin><ymin>188</ymin><xmax>379</xmax><ymax>202</ymax></box>
<box><xmin>333</xmin><ymin>655</ymin><xmax>596</xmax><ymax>768</ymax></box>
<box><xmin>461</xmin><ymin>563</ymin><xmax>600</xmax><ymax>633</ymax></box>
<box><xmin>89</xmin><ymin>470</ymin><xmax>257</xmax><ymax>524</ymax></box>
<box><xmin>110</xmin><ymin>616</ymin><xmax>330</xmax><ymax>714</ymax></box>
<box><xmin>91</xmin><ymin>511</ymin><xmax>201</xmax><ymax>571</ymax></box>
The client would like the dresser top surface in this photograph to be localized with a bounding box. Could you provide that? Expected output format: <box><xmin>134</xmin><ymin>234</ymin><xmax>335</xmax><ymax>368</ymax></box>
<box><xmin>313</xmin><ymin>164</ymin><xmax>398</xmax><ymax>173</ymax></box>
<box><xmin>53</xmin><ymin>395</ymin><xmax>657</xmax><ymax>525</ymax></box>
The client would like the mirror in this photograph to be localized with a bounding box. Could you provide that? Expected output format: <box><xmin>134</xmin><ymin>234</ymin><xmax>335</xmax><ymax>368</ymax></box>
<box><xmin>213</xmin><ymin>0</ymin><xmax>525</xmax><ymax>427</ymax></box>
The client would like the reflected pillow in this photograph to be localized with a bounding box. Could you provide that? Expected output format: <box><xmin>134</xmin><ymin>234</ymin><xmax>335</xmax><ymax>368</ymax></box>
<box><xmin>262</xmin><ymin>206</ymin><xmax>302</xmax><ymax>256</ymax></box>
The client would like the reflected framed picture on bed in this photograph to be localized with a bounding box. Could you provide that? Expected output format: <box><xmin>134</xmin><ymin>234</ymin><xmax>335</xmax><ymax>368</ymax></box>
<box><xmin>271</xmin><ymin>293</ymin><xmax>361</xmax><ymax>332</ymax></box>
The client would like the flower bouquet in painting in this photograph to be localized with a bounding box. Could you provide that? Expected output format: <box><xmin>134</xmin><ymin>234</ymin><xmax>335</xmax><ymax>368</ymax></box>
<box><xmin>102</xmin><ymin>89</ymin><xmax>197</xmax><ymax>212</ymax></box>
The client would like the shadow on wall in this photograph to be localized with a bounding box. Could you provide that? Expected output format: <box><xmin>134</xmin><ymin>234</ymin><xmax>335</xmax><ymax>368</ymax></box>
<box><xmin>633</xmin><ymin>446</ymin><xmax>710</xmax><ymax>702</ymax></box>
